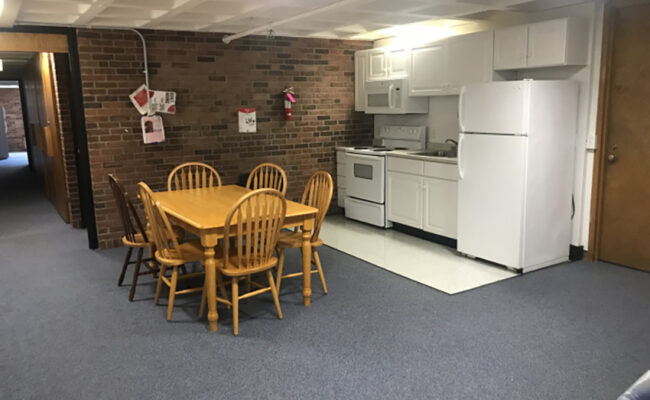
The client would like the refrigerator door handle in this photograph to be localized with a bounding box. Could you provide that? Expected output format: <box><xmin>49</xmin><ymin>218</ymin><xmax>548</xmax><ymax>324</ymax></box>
<box><xmin>458</xmin><ymin>134</ymin><xmax>465</xmax><ymax>180</ymax></box>
<box><xmin>458</xmin><ymin>86</ymin><xmax>466</xmax><ymax>132</ymax></box>
<box><xmin>388</xmin><ymin>84</ymin><xmax>394</xmax><ymax>109</ymax></box>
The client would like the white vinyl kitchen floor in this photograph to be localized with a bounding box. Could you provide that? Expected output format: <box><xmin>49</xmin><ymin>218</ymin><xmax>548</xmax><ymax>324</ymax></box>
<box><xmin>320</xmin><ymin>215</ymin><xmax>518</xmax><ymax>295</ymax></box>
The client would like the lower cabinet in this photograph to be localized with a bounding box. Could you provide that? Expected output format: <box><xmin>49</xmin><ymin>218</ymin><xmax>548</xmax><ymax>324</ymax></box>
<box><xmin>387</xmin><ymin>171</ymin><xmax>423</xmax><ymax>228</ymax></box>
<box><xmin>387</xmin><ymin>158</ymin><xmax>458</xmax><ymax>239</ymax></box>
<box><xmin>423</xmin><ymin>177</ymin><xmax>458</xmax><ymax>239</ymax></box>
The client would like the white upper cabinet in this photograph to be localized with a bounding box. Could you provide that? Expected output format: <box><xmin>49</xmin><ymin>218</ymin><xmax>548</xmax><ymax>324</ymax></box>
<box><xmin>494</xmin><ymin>25</ymin><xmax>528</xmax><ymax>70</ymax></box>
<box><xmin>365</xmin><ymin>48</ymin><xmax>410</xmax><ymax>81</ymax></box>
<box><xmin>409</xmin><ymin>41</ymin><xmax>448</xmax><ymax>96</ymax></box>
<box><xmin>409</xmin><ymin>31</ymin><xmax>494</xmax><ymax>97</ymax></box>
<box><xmin>367</xmin><ymin>49</ymin><xmax>388</xmax><ymax>81</ymax></box>
<box><xmin>354</xmin><ymin>51</ymin><xmax>367</xmax><ymax>112</ymax></box>
<box><xmin>447</xmin><ymin>31</ymin><xmax>494</xmax><ymax>92</ymax></box>
<box><xmin>494</xmin><ymin>17</ymin><xmax>589</xmax><ymax>70</ymax></box>
<box><xmin>387</xmin><ymin>47</ymin><xmax>409</xmax><ymax>78</ymax></box>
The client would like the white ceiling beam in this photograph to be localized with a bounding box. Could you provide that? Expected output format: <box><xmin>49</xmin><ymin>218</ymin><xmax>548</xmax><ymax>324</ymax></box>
<box><xmin>74</xmin><ymin>0</ymin><xmax>114</xmax><ymax>25</ymax></box>
<box><xmin>139</xmin><ymin>0</ymin><xmax>205</xmax><ymax>28</ymax></box>
<box><xmin>221</xmin><ymin>0</ymin><xmax>367</xmax><ymax>43</ymax></box>
<box><xmin>0</xmin><ymin>0</ymin><xmax>24</xmax><ymax>27</ymax></box>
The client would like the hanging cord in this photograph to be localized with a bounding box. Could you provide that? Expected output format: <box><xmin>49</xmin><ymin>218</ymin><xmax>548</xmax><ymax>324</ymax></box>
<box><xmin>126</xmin><ymin>28</ymin><xmax>151</xmax><ymax>115</ymax></box>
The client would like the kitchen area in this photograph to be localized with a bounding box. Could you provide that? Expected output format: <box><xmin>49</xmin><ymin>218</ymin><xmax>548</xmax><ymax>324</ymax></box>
<box><xmin>323</xmin><ymin>6</ymin><xmax>601</xmax><ymax>293</ymax></box>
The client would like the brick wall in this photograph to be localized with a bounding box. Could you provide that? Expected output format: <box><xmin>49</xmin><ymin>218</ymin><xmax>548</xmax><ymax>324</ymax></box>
<box><xmin>76</xmin><ymin>29</ymin><xmax>373</xmax><ymax>249</ymax></box>
<box><xmin>0</xmin><ymin>87</ymin><xmax>26</xmax><ymax>152</ymax></box>
<box><xmin>53</xmin><ymin>54</ymin><xmax>83</xmax><ymax>228</ymax></box>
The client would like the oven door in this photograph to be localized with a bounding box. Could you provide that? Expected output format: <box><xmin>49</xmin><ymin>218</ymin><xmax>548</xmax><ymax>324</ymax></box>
<box><xmin>345</xmin><ymin>153</ymin><xmax>385</xmax><ymax>204</ymax></box>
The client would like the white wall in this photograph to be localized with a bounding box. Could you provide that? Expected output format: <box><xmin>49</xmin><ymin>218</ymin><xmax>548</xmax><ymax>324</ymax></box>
<box><xmin>373</xmin><ymin>0</ymin><xmax>604</xmax><ymax>249</ymax></box>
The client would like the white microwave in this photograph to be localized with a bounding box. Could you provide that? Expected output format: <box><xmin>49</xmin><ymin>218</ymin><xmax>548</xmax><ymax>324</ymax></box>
<box><xmin>364</xmin><ymin>78</ymin><xmax>428</xmax><ymax>114</ymax></box>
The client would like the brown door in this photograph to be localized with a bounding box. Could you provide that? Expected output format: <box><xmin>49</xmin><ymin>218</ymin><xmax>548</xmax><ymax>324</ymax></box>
<box><xmin>595</xmin><ymin>0</ymin><xmax>650</xmax><ymax>270</ymax></box>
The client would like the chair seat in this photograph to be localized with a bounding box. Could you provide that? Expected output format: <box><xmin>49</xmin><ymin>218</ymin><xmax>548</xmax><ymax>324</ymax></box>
<box><xmin>276</xmin><ymin>231</ymin><xmax>323</xmax><ymax>249</ymax></box>
<box><xmin>218</xmin><ymin>255</ymin><xmax>278</xmax><ymax>277</ymax></box>
<box><xmin>155</xmin><ymin>239</ymin><xmax>205</xmax><ymax>266</ymax></box>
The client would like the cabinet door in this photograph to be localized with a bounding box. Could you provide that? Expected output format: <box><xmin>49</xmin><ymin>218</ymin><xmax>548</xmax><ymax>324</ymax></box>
<box><xmin>387</xmin><ymin>171</ymin><xmax>423</xmax><ymax>228</ymax></box>
<box><xmin>409</xmin><ymin>42</ymin><xmax>447</xmax><ymax>96</ymax></box>
<box><xmin>367</xmin><ymin>49</ymin><xmax>388</xmax><ymax>81</ymax></box>
<box><xmin>493</xmin><ymin>25</ymin><xmax>528</xmax><ymax>70</ymax></box>
<box><xmin>448</xmin><ymin>31</ymin><xmax>493</xmax><ymax>93</ymax></box>
<box><xmin>526</xmin><ymin>18</ymin><xmax>568</xmax><ymax>68</ymax></box>
<box><xmin>354</xmin><ymin>51</ymin><xmax>367</xmax><ymax>111</ymax></box>
<box><xmin>387</xmin><ymin>47</ymin><xmax>409</xmax><ymax>78</ymax></box>
<box><xmin>423</xmin><ymin>177</ymin><xmax>458</xmax><ymax>239</ymax></box>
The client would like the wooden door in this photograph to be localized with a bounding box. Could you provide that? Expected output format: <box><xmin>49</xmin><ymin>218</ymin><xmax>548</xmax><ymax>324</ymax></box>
<box><xmin>593</xmin><ymin>0</ymin><xmax>650</xmax><ymax>270</ymax></box>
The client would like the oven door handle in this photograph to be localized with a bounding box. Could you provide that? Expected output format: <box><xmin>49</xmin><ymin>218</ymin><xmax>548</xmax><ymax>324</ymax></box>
<box><xmin>347</xmin><ymin>153</ymin><xmax>384</xmax><ymax>161</ymax></box>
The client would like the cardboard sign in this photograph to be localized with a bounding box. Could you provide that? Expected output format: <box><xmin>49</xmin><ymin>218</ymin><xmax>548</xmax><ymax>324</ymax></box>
<box><xmin>141</xmin><ymin>115</ymin><xmax>165</xmax><ymax>144</ymax></box>
<box><xmin>129</xmin><ymin>84</ymin><xmax>149</xmax><ymax>115</ymax></box>
<box><xmin>238</xmin><ymin>108</ymin><xmax>256</xmax><ymax>133</ymax></box>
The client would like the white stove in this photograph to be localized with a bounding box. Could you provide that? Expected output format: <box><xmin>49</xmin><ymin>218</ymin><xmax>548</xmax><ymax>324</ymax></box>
<box><xmin>343</xmin><ymin>126</ymin><xmax>427</xmax><ymax>227</ymax></box>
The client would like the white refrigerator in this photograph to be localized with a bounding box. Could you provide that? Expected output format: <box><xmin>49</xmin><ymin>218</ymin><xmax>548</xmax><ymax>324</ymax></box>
<box><xmin>457</xmin><ymin>80</ymin><xmax>579</xmax><ymax>272</ymax></box>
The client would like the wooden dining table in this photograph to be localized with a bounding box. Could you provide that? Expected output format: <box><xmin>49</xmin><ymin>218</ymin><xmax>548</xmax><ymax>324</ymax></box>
<box><xmin>152</xmin><ymin>185</ymin><xmax>318</xmax><ymax>332</ymax></box>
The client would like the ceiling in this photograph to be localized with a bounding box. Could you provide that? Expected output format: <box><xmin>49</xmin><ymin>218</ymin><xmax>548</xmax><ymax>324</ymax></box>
<box><xmin>3</xmin><ymin>0</ymin><xmax>588</xmax><ymax>41</ymax></box>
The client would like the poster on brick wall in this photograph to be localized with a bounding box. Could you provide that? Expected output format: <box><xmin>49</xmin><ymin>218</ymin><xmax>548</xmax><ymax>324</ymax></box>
<box><xmin>141</xmin><ymin>115</ymin><xmax>165</xmax><ymax>144</ymax></box>
<box><xmin>129</xmin><ymin>84</ymin><xmax>177</xmax><ymax>115</ymax></box>
<box><xmin>238</xmin><ymin>108</ymin><xmax>256</xmax><ymax>133</ymax></box>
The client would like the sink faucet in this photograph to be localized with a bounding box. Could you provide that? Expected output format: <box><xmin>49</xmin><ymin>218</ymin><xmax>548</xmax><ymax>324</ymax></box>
<box><xmin>445</xmin><ymin>139</ymin><xmax>458</xmax><ymax>147</ymax></box>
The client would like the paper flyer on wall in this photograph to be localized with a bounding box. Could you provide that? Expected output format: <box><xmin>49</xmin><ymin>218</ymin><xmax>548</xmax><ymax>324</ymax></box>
<box><xmin>141</xmin><ymin>115</ymin><xmax>165</xmax><ymax>144</ymax></box>
<box><xmin>129</xmin><ymin>84</ymin><xmax>177</xmax><ymax>115</ymax></box>
<box><xmin>238</xmin><ymin>107</ymin><xmax>256</xmax><ymax>133</ymax></box>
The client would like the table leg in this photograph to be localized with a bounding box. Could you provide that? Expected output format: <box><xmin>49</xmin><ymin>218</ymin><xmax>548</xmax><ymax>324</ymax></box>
<box><xmin>301</xmin><ymin>217</ymin><xmax>314</xmax><ymax>306</ymax></box>
<box><xmin>201</xmin><ymin>233</ymin><xmax>219</xmax><ymax>332</ymax></box>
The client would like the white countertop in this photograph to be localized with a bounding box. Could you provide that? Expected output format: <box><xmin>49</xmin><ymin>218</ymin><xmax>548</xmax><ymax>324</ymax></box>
<box><xmin>387</xmin><ymin>150</ymin><xmax>458</xmax><ymax>165</ymax></box>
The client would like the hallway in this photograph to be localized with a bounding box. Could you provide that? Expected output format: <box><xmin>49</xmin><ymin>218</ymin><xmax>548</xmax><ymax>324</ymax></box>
<box><xmin>2</xmin><ymin>153</ymin><xmax>650</xmax><ymax>399</ymax></box>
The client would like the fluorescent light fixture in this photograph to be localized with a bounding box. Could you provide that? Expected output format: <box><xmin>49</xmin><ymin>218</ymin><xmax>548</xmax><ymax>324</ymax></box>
<box><xmin>0</xmin><ymin>59</ymin><xmax>3</xmax><ymax>72</ymax></box>
<box><xmin>0</xmin><ymin>0</ymin><xmax>4</xmax><ymax>16</ymax></box>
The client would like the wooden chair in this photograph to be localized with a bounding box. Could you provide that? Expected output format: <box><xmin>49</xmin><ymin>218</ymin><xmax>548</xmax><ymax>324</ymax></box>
<box><xmin>246</xmin><ymin>163</ymin><xmax>287</xmax><ymax>195</ymax></box>
<box><xmin>275</xmin><ymin>171</ymin><xmax>333</xmax><ymax>294</ymax></box>
<box><xmin>200</xmin><ymin>189</ymin><xmax>286</xmax><ymax>335</ymax></box>
<box><xmin>108</xmin><ymin>174</ymin><xmax>158</xmax><ymax>301</ymax></box>
<box><xmin>167</xmin><ymin>162</ymin><xmax>221</xmax><ymax>191</ymax></box>
<box><xmin>138</xmin><ymin>182</ymin><xmax>205</xmax><ymax>321</ymax></box>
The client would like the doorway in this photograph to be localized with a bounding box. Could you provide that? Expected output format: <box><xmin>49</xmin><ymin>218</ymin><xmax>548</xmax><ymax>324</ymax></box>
<box><xmin>0</xmin><ymin>29</ymin><xmax>97</xmax><ymax>248</ymax></box>
<box><xmin>589</xmin><ymin>0</ymin><xmax>650</xmax><ymax>270</ymax></box>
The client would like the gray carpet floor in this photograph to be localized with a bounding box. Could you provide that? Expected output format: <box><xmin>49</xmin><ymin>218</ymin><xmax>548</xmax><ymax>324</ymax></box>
<box><xmin>1</xmin><ymin>153</ymin><xmax>649</xmax><ymax>399</ymax></box>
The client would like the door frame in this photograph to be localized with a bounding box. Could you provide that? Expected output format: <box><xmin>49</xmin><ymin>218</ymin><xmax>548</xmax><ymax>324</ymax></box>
<box><xmin>0</xmin><ymin>26</ymin><xmax>98</xmax><ymax>249</ymax></box>
<box><xmin>587</xmin><ymin>0</ymin><xmax>649</xmax><ymax>261</ymax></box>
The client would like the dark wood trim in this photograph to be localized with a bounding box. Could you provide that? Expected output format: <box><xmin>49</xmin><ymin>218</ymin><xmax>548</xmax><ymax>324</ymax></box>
<box><xmin>1</xmin><ymin>25</ymin><xmax>98</xmax><ymax>249</ymax></box>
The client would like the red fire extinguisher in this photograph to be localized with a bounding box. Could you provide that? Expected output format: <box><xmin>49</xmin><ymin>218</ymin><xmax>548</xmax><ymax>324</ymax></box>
<box><xmin>282</xmin><ymin>87</ymin><xmax>296</xmax><ymax>121</ymax></box>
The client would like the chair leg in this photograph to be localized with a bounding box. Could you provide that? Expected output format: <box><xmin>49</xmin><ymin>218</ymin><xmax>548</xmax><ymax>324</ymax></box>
<box><xmin>128</xmin><ymin>248</ymin><xmax>144</xmax><ymax>301</ymax></box>
<box><xmin>217</xmin><ymin>271</ymin><xmax>230</xmax><ymax>309</ymax></box>
<box><xmin>167</xmin><ymin>266</ymin><xmax>179</xmax><ymax>321</ymax></box>
<box><xmin>267</xmin><ymin>270</ymin><xmax>283</xmax><ymax>320</ymax></box>
<box><xmin>199</xmin><ymin>279</ymin><xmax>207</xmax><ymax>318</ymax></box>
<box><xmin>276</xmin><ymin>248</ymin><xmax>285</xmax><ymax>292</ymax></box>
<box><xmin>155</xmin><ymin>264</ymin><xmax>167</xmax><ymax>305</ymax></box>
<box><xmin>232</xmin><ymin>279</ymin><xmax>239</xmax><ymax>336</ymax></box>
<box><xmin>313</xmin><ymin>248</ymin><xmax>328</xmax><ymax>295</ymax></box>
<box><xmin>147</xmin><ymin>244</ymin><xmax>158</xmax><ymax>279</ymax></box>
<box><xmin>118</xmin><ymin>247</ymin><xmax>133</xmax><ymax>286</ymax></box>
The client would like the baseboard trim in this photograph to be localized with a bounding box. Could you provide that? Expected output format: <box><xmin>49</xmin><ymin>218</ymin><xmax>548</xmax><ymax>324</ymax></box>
<box><xmin>392</xmin><ymin>223</ymin><xmax>457</xmax><ymax>249</ymax></box>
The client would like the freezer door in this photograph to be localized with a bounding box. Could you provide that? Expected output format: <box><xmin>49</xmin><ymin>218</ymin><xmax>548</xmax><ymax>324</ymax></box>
<box><xmin>459</xmin><ymin>81</ymin><xmax>528</xmax><ymax>135</ymax></box>
<box><xmin>457</xmin><ymin>133</ymin><xmax>527</xmax><ymax>269</ymax></box>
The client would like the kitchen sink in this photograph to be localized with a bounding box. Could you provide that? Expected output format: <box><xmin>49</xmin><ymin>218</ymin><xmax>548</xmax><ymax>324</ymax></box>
<box><xmin>411</xmin><ymin>150</ymin><xmax>457</xmax><ymax>158</ymax></box>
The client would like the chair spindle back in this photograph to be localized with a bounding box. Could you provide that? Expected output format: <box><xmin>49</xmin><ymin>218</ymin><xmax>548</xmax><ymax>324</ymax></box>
<box><xmin>246</xmin><ymin>163</ymin><xmax>287</xmax><ymax>195</ymax></box>
<box><xmin>301</xmin><ymin>171</ymin><xmax>333</xmax><ymax>243</ymax></box>
<box><xmin>108</xmin><ymin>174</ymin><xmax>147</xmax><ymax>243</ymax></box>
<box><xmin>168</xmin><ymin>162</ymin><xmax>221</xmax><ymax>191</ymax></box>
<box><xmin>138</xmin><ymin>182</ymin><xmax>183</xmax><ymax>261</ymax></box>
<box><xmin>223</xmin><ymin>189</ymin><xmax>286</xmax><ymax>271</ymax></box>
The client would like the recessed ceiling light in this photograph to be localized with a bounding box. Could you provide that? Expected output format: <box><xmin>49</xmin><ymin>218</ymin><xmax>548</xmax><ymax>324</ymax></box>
<box><xmin>0</xmin><ymin>60</ymin><xmax>3</xmax><ymax>72</ymax></box>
